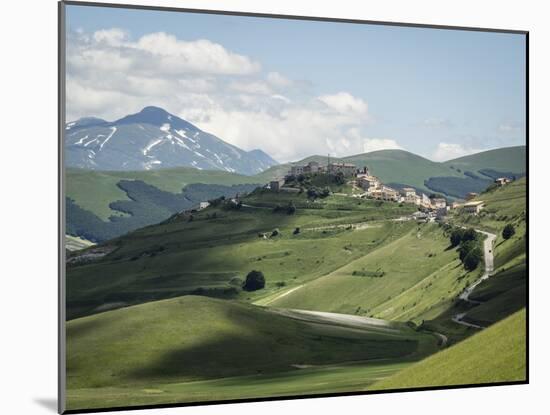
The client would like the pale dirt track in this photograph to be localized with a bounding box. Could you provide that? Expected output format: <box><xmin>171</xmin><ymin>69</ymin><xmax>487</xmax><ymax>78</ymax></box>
<box><xmin>452</xmin><ymin>229</ymin><xmax>497</xmax><ymax>329</ymax></box>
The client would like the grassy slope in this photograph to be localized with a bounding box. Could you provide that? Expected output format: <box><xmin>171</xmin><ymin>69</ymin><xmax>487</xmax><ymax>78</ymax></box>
<box><xmin>370</xmin><ymin>308</ymin><xmax>526</xmax><ymax>390</ymax></box>
<box><xmin>343</xmin><ymin>150</ymin><xmax>461</xmax><ymax>192</ymax></box>
<box><xmin>268</xmin><ymin>223</ymin><xmax>481</xmax><ymax>322</ymax></box>
<box><xmin>66</xmin><ymin>295</ymin><xmax>439</xmax><ymax>410</ymax></box>
<box><xmin>443</xmin><ymin>145</ymin><xmax>526</xmax><ymax>174</ymax></box>
<box><xmin>66</xmin><ymin>167</ymin><xmax>260</xmax><ymax>220</ymax></box>
<box><xmin>427</xmin><ymin>178</ymin><xmax>527</xmax><ymax>331</ymax></box>
<box><xmin>452</xmin><ymin>177</ymin><xmax>526</xmax><ymax>234</ymax></box>
<box><xmin>67</xmin><ymin>192</ymin><xmax>416</xmax><ymax>319</ymax></box>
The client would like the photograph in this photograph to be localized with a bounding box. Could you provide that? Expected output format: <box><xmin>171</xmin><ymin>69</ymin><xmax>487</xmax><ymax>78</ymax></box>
<box><xmin>61</xmin><ymin>2</ymin><xmax>527</xmax><ymax>412</ymax></box>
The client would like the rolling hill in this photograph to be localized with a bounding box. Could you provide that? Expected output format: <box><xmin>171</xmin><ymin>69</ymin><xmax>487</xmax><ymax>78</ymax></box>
<box><xmin>256</xmin><ymin>147</ymin><xmax>526</xmax><ymax>198</ymax></box>
<box><xmin>66</xmin><ymin>191</ymin><xmax>417</xmax><ymax>319</ymax></box>
<box><xmin>370</xmin><ymin>308</ymin><xmax>526</xmax><ymax>390</ymax></box>
<box><xmin>65</xmin><ymin>106</ymin><xmax>278</xmax><ymax>174</ymax></box>
<box><xmin>66</xmin><ymin>295</ymin><xmax>440</xmax><ymax>410</ymax></box>
<box><xmin>444</xmin><ymin>146</ymin><xmax>526</xmax><ymax>175</ymax></box>
<box><xmin>66</xmin><ymin>167</ymin><xmax>261</xmax><ymax>221</ymax></box>
<box><xmin>64</xmin><ymin>146</ymin><xmax>526</xmax><ymax>242</ymax></box>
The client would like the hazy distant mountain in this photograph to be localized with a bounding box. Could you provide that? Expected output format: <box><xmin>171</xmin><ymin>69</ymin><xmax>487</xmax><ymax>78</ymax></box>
<box><xmin>64</xmin><ymin>106</ymin><xmax>278</xmax><ymax>175</ymax></box>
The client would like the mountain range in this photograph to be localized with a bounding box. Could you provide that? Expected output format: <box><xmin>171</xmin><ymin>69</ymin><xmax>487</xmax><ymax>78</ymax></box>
<box><xmin>65</xmin><ymin>106</ymin><xmax>278</xmax><ymax>175</ymax></box>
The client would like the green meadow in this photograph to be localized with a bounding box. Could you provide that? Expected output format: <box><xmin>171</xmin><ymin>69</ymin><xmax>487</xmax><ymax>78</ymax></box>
<box><xmin>66</xmin><ymin>296</ymin><xmax>439</xmax><ymax>410</ymax></box>
<box><xmin>370</xmin><ymin>308</ymin><xmax>526</xmax><ymax>390</ymax></box>
<box><xmin>65</xmin><ymin>172</ymin><xmax>527</xmax><ymax>410</ymax></box>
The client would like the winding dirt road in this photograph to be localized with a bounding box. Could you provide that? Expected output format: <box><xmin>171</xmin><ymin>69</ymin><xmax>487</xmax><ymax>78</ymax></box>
<box><xmin>452</xmin><ymin>229</ymin><xmax>497</xmax><ymax>329</ymax></box>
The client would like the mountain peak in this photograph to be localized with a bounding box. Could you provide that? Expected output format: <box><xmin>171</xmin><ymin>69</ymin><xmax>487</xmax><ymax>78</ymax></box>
<box><xmin>115</xmin><ymin>106</ymin><xmax>178</xmax><ymax>127</ymax></box>
<box><xmin>140</xmin><ymin>106</ymin><xmax>170</xmax><ymax>115</ymax></box>
<box><xmin>64</xmin><ymin>107</ymin><xmax>279</xmax><ymax>174</ymax></box>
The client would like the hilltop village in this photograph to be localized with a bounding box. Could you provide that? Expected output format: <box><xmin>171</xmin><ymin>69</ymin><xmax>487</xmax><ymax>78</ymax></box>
<box><xmin>262</xmin><ymin>159</ymin><xmax>514</xmax><ymax>221</ymax></box>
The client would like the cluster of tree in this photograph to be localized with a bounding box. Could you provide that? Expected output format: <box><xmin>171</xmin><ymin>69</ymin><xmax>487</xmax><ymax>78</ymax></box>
<box><xmin>449</xmin><ymin>227</ymin><xmax>482</xmax><ymax>271</ymax></box>
<box><xmin>273</xmin><ymin>202</ymin><xmax>296</xmax><ymax>215</ymax></box>
<box><xmin>306</xmin><ymin>186</ymin><xmax>331</xmax><ymax>199</ymax></box>
<box><xmin>242</xmin><ymin>270</ymin><xmax>266</xmax><ymax>291</ymax></box>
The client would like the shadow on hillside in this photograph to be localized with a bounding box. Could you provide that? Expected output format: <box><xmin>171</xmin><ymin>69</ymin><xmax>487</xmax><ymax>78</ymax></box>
<box><xmin>66</xmin><ymin>197</ymin><xmax>301</xmax><ymax>320</ymax></box>
<box><xmin>124</xmin><ymin>305</ymin><xmax>419</xmax><ymax>383</ymax></box>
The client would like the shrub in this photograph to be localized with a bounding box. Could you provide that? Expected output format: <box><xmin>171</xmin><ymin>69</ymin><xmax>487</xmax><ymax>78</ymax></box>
<box><xmin>271</xmin><ymin>228</ymin><xmax>280</xmax><ymax>237</ymax></box>
<box><xmin>293</xmin><ymin>227</ymin><xmax>300</xmax><ymax>235</ymax></box>
<box><xmin>502</xmin><ymin>224</ymin><xmax>516</xmax><ymax>240</ymax></box>
<box><xmin>243</xmin><ymin>270</ymin><xmax>266</xmax><ymax>291</ymax></box>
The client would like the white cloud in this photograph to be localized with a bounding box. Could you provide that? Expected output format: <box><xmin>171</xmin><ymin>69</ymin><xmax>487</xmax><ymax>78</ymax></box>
<box><xmin>318</xmin><ymin>92</ymin><xmax>368</xmax><ymax>116</ymax></box>
<box><xmin>431</xmin><ymin>142</ymin><xmax>484</xmax><ymax>162</ymax></box>
<box><xmin>92</xmin><ymin>28</ymin><xmax>128</xmax><ymax>46</ymax></box>
<box><xmin>228</xmin><ymin>80</ymin><xmax>273</xmax><ymax>95</ymax></box>
<box><xmin>66</xmin><ymin>28</ymin><xmax>380</xmax><ymax>163</ymax></box>
<box><xmin>135</xmin><ymin>33</ymin><xmax>261</xmax><ymax>75</ymax></box>
<box><xmin>266</xmin><ymin>71</ymin><xmax>292</xmax><ymax>88</ymax></box>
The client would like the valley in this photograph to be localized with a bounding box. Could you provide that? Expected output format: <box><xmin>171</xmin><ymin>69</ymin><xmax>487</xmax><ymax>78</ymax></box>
<box><xmin>65</xmin><ymin>170</ymin><xmax>527</xmax><ymax>410</ymax></box>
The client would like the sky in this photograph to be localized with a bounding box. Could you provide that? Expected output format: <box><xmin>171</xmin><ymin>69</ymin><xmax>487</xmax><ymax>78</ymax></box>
<box><xmin>65</xmin><ymin>4</ymin><xmax>526</xmax><ymax>163</ymax></box>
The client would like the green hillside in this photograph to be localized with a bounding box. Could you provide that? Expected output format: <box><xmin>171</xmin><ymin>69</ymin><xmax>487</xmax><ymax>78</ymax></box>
<box><xmin>343</xmin><ymin>150</ymin><xmax>461</xmax><ymax>192</ymax></box>
<box><xmin>66</xmin><ymin>191</ymin><xmax>416</xmax><ymax>319</ymax></box>
<box><xmin>444</xmin><ymin>146</ymin><xmax>526</xmax><ymax>175</ymax></box>
<box><xmin>370</xmin><ymin>308</ymin><xmax>526</xmax><ymax>390</ymax></box>
<box><xmin>67</xmin><ymin>167</ymin><xmax>260</xmax><ymax>221</ymax></box>
<box><xmin>255</xmin><ymin>147</ymin><xmax>526</xmax><ymax>197</ymax></box>
<box><xmin>267</xmin><ymin>223</ymin><xmax>482</xmax><ymax>321</ymax></box>
<box><xmin>428</xmin><ymin>178</ymin><xmax>527</xmax><ymax>331</ymax></box>
<box><xmin>66</xmin><ymin>295</ymin><xmax>439</xmax><ymax>410</ymax></box>
<box><xmin>451</xmin><ymin>177</ymin><xmax>526</xmax><ymax>234</ymax></box>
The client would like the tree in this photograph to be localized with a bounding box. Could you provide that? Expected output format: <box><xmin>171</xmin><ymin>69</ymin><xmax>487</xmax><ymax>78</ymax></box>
<box><xmin>502</xmin><ymin>224</ymin><xmax>516</xmax><ymax>240</ymax></box>
<box><xmin>242</xmin><ymin>270</ymin><xmax>265</xmax><ymax>291</ymax></box>
<box><xmin>464</xmin><ymin>248</ymin><xmax>482</xmax><ymax>271</ymax></box>
<box><xmin>462</xmin><ymin>228</ymin><xmax>477</xmax><ymax>242</ymax></box>
<box><xmin>458</xmin><ymin>240</ymin><xmax>477</xmax><ymax>262</ymax></box>
<box><xmin>293</xmin><ymin>227</ymin><xmax>300</xmax><ymax>235</ymax></box>
<box><xmin>450</xmin><ymin>229</ymin><xmax>464</xmax><ymax>247</ymax></box>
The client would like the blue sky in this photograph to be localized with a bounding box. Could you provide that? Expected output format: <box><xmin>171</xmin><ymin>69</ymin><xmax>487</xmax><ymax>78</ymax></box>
<box><xmin>66</xmin><ymin>4</ymin><xmax>526</xmax><ymax>163</ymax></box>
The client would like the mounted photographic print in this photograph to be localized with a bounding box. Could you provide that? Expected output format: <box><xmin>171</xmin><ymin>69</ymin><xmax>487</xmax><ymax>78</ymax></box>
<box><xmin>59</xmin><ymin>1</ymin><xmax>528</xmax><ymax>413</ymax></box>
